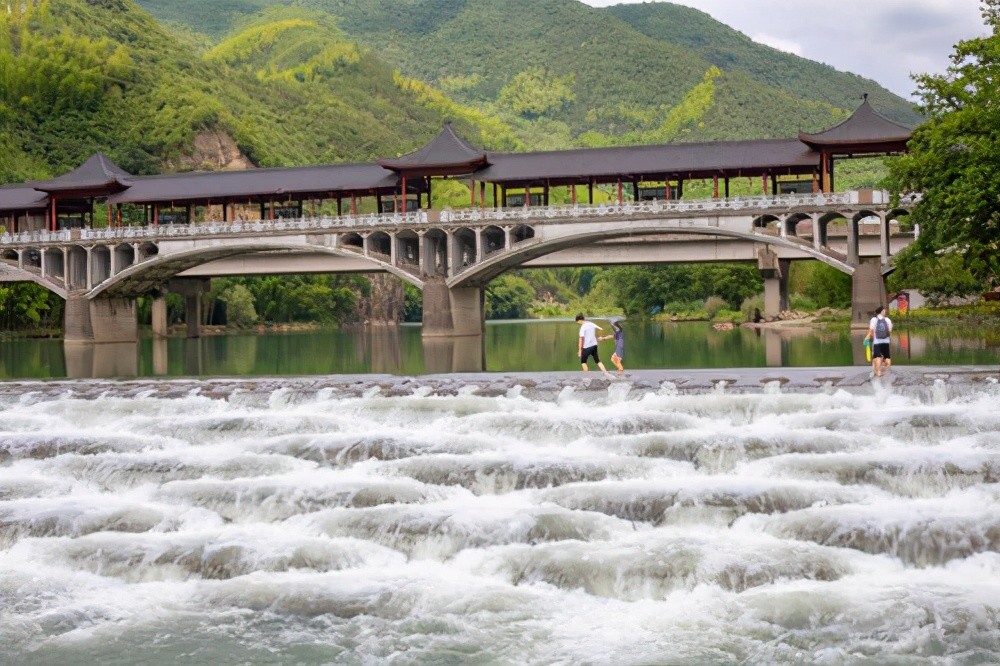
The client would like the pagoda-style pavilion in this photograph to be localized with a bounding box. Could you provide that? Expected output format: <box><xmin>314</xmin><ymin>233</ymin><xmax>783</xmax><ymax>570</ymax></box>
<box><xmin>29</xmin><ymin>153</ymin><xmax>133</xmax><ymax>231</ymax></box>
<box><xmin>798</xmin><ymin>95</ymin><xmax>913</xmax><ymax>192</ymax></box>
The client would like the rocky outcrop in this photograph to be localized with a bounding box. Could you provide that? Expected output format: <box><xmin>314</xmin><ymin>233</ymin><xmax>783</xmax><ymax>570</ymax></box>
<box><xmin>167</xmin><ymin>131</ymin><xmax>255</xmax><ymax>172</ymax></box>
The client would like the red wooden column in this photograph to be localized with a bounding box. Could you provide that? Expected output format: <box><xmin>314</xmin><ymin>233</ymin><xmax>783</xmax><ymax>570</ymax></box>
<box><xmin>570</xmin><ymin>183</ymin><xmax>577</xmax><ymax>205</ymax></box>
<box><xmin>470</xmin><ymin>178</ymin><xmax>476</xmax><ymax>207</ymax></box>
<box><xmin>50</xmin><ymin>196</ymin><xmax>57</xmax><ymax>231</ymax></box>
<box><xmin>617</xmin><ymin>180</ymin><xmax>623</xmax><ymax>205</ymax></box>
<box><xmin>401</xmin><ymin>174</ymin><xmax>408</xmax><ymax>214</ymax></box>
<box><xmin>713</xmin><ymin>175</ymin><xmax>719</xmax><ymax>199</ymax></box>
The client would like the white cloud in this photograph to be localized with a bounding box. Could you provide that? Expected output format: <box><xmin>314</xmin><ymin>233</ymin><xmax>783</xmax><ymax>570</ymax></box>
<box><xmin>581</xmin><ymin>0</ymin><xmax>987</xmax><ymax>100</ymax></box>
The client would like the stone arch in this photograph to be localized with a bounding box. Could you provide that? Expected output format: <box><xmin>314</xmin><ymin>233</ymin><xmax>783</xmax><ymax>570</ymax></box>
<box><xmin>784</xmin><ymin>212</ymin><xmax>813</xmax><ymax>239</ymax></box>
<box><xmin>422</xmin><ymin>229</ymin><xmax>448</xmax><ymax>277</ymax></box>
<box><xmin>341</xmin><ymin>232</ymin><xmax>364</xmax><ymax>252</ymax></box>
<box><xmin>452</xmin><ymin>227</ymin><xmax>476</xmax><ymax>267</ymax></box>
<box><xmin>367</xmin><ymin>231</ymin><xmax>392</xmax><ymax>259</ymax></box>
<box><xmin>752</xmin><ymin>214</ymin><xmax>781</xmax><ymax>235</ymax></box>
<box><xmin>449</xmin><ymin>224</ymin><xmax>855</xmax><ymax>289</ymax></box>
<box><xmin>395</xmin><ymin>229</ymin><xmax>420</xmax><ymax>268</ymax></box>
<box><xmin>88</xmin><ymin>241</ymin><xmax>424</xmax><ymax>299</ymax></box>
<box><xmin>482</xmin><ymin>225</ymin><xmax>505</xmax><ymax>256</ymax></box>
<box><xmin>512</xmin><ymin>225</ymin><xmax>535</xmax><ymax>243</ymax></box>
<box><xmin>817</xmin><ymin>211</ymin><xmax>848</xmax><ymax>247</ymax></box>
<box><xmin>116</xmin><ymin>243</ymin><xmax>138</xmax><ymax>272</ymax></box>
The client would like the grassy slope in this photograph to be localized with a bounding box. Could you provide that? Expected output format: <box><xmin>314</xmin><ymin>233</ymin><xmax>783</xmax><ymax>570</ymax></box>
<box><xmin>0</xmin><ymin>0</ymin><xmax>450</xmax><ymax>180</ymax></box>
<box><xmin>607</xmin><ymin>2</ymin><xmax>919</xmax><ymax>126</ymax></box>
<box><xmin>134</xmin><ymin>0</ymin><xmax>917</xmax><ymax>144</ymax></box>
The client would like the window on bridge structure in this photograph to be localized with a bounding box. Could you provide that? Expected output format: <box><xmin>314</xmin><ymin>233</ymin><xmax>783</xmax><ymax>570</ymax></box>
<box><xmin>638</xmin><ymin>186</ymin><xmax>678</xmax><ymax>201</ymax></box>
<box><xmin>381</xmin><ymin>197</ymin><xmax>419</xmax><ymax>213</ymax></box>
<box><xmin>778</xmin><ymin>180</ymin><xmax>813</xmax><ymax>195</ymax></box>
<box><xmin>505</xmin><ymin>193</ymin><xmax>544</xmax><ymax>208</ymax></box>
<box><xmin>159</xmin><ymin>209</ymin><xmax>189</xmax><ymax>225</ymax></box>
<box><xmin>274</xmin><ymin>203</ymin><xmax>302</xmax><ymax>219</ymax></box>
<box><xmin>57</xmin><ymin>213</ymin><xmax>86</xmax><ymax>230</ymax></box>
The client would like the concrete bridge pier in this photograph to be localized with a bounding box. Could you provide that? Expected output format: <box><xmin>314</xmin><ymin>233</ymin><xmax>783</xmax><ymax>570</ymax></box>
<box><xmin>64</xmin><ymin>293</ymin><xmax>138</xmax><ymax>344</ymax></box>
<box><xmin>758</xmin><ymin>249</ymin><xmax>789</xmax><ymax>318</ymax></box>
<box><xmin>421</xmin><ymin>277</ymin><xmax>485</xmax><ymax>338</ymax></box>
<box><xmin>168</xmin><ymin>278</ymin><xmax>210</xmax><ymax>339</ymax></box>
<box><xmin>851</xmin><ymin>257</ymin><xmax>887</xmax><ymax>328</ymax></box>
<box><xmin>151</xmin><ymin>297</ymin><xmax>169</xmax><ymax>338</ymax></box>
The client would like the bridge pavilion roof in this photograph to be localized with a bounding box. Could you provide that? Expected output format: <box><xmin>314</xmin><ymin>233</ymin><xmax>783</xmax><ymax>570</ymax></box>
<box><xmin>106</xmin><ymin>162</ymin><xmax>400</xmax><ymax>206</ymax></box>
<box><xmin>798</xmin><ymin>96</ymin><xmax>913</xmax><ymax>155</ymax></box>
<box><xmin>30</xmin><ymin>152</ymin><xmax>133</xmax><ymax>198</ymax></box>
<box><xmin>478</xmin><ymin>138</ymin><xmax>819</xmax><ymax>186</ymax></box>
<box><xmin>0</xmin><ymin>184</ymin><xmax>50</xmax><ymax>213</ymax></box>
<box><xmin>377</xmin><ymin>123</ymin><xmax>489</xmax><ymax>177</ymax></box>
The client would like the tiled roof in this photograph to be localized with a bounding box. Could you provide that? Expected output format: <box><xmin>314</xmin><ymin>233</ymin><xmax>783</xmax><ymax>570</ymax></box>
<box><xmin>377</xmin><ymin>124</ymin><xmax>488</xmax><ymax>174</ymax></box>
<box><xmin>479</xmin><ymin>139</ymin><xmax>818</xmax><ymax>184</ymax></box>
<box><xmin>0</xmin><ymin>185</ymin><xmax>49</xmax><ymax>212</ymax></box>
<box><xmin>31</xmin><ymin>153</ymin><xmax>133</xmax><ymax>194</ymax></box>
<box><xmin>799</xmin><ymin>97</ymin><xmax>913</xmax><ymax>149</ymax></box>
<box><xmin>108</xmin><ymin>163</ymin><xmax>398</xmax><ymax>205</ymax></box>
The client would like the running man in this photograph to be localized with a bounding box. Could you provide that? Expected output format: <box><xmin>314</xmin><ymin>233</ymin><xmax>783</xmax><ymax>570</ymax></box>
<box><xmin>575</xmin><ymin>314</ymin><xmax>611</xmax><ymax>376</ymax></box>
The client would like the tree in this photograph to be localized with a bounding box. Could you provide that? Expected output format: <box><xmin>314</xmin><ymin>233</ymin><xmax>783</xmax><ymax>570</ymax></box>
<box><xmin>221</xmin><ymin>284</ymin><xmax>258</xmax><ymax>328</ymax></box>
<box><xmin>888</xmin><ymin>2</ymin><xmax>1000</xmax><ymax>291</ymax></box>
<box><xmin>486</xmin><ymin>275</ymin><xmax>535</xmax><ymax>319</ymax></box>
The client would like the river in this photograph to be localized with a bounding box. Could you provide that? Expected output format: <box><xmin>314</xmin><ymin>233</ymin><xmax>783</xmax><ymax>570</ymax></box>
<box><xmin>2</xmin><ymin>370</ymin><xmax>1000</xmax><ymax>663</ymax></box>
<box><xmin>1</xmin><ymin>320</ymin><xmax>999</xmax><ymax>379</ymax></box>
<box><xmin>2</xmin><ymin>321</ymin><xmax>1000</xmax><ymax>664</ymax></box>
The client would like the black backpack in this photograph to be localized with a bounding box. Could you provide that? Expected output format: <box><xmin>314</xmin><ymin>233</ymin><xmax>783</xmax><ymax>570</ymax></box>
<box><xmin>874</xmin><ymin>316</ymin><xmax>890</xmax><ymax>339</ymax></box>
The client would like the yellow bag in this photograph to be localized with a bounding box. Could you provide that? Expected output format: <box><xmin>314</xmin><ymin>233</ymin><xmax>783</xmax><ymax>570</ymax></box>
<box><xmin>864</xmin><ymin>338</ymin><xmax>872</xmax><ymax>362</ymax></box>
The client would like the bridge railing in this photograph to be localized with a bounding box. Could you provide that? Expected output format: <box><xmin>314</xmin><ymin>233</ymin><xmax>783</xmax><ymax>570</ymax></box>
<box><xmin>439</xmin><ymin>192</ymin><xmax>855</xmax><ymax>223</ymax></box>
<box><xmin>0</xmin><ymin>191</ymin><xmax>884</xmax><ymax>246</ymax></box>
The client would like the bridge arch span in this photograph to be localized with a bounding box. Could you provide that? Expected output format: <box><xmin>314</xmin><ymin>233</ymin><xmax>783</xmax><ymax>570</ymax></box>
<box><xmin>447</xmin><ymin>224</ymin><xmax>855</xmax><ymax>289</ymax></box>
<box><xmin>87</xmin><ymin>241</ymin><xmax>424</xmax><ymax>299</ymax></box>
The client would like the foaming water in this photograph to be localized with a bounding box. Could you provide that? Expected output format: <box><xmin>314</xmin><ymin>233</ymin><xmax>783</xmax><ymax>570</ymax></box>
<box><xmin>2</xmin><ymin>377</ymin><xmax>1000</xmax><ymax>663</ymax></box>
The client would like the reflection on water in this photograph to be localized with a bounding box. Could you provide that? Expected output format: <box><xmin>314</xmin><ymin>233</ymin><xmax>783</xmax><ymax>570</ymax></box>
<box><xmin>1</xmin><ymin>320</ymin><xmax>998</xmax><ymax>379</ymax></box>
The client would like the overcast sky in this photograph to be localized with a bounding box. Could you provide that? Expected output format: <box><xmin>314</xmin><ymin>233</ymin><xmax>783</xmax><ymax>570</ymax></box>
<box><xmin>581</xmin><ymin>0</ymin><xmax>988</xmax><ymax>100</ymax></box>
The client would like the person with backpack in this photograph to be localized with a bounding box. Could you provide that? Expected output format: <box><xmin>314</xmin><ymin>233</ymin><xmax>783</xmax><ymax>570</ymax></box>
<box><xmin>864</xmin><ymin>305</ymin><xmax>893</xmax><ymax>377</ymax></box>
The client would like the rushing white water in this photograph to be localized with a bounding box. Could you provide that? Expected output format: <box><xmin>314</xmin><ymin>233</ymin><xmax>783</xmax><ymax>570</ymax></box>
<box><xmin>2</xmin><ymin>377</ymin><xmax>1000</xmax><ymax>664</ymax></box>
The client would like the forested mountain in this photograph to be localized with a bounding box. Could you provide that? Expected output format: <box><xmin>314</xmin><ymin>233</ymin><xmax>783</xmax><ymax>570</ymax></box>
<box><xmin>3</xmin><ymin>0</ymin><xmax>920</xmax><ymax>184</ymax></box>
<box><xmin>135</xmin><ymin>0</ymin><xmax>919</xmax><ymax>149</ymax></box>
<box><xmin>0</xmin><ymin>0</ymin><xmax>454</xmax><ymax>182</ymax></box>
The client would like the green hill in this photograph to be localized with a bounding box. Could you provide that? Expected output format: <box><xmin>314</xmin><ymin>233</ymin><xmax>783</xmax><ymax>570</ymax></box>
<box><xmin>607</xmin><ymin>2</ymin><xmax>916</xmax><ymax>125</ymax></box>
<box><xmin>134</xmin><ymin>0</ymin><xmax>919</xmax><ymax>147</ymax></box>
<box><xmin>0</xmin><ymin>0</ymin><xmax>459</xmax><ymax>182</ymax></box>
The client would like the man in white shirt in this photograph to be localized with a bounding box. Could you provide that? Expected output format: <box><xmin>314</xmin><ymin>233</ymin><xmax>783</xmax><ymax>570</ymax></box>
<box><xmin>863</xmin><ymin>305</ymin><xmax>893</xmax><ymax>377</ymax></box>
<box><xmin>576</xmin><ymin>314</ymin><xmax>611</xmax><ymax>376</ymax></box>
